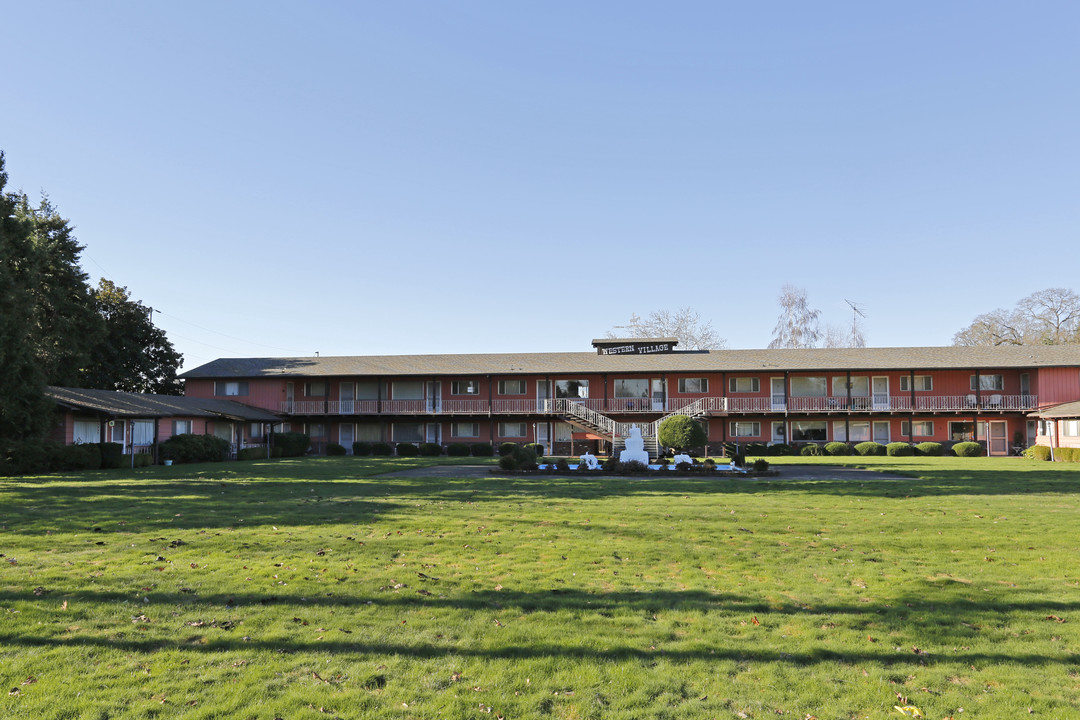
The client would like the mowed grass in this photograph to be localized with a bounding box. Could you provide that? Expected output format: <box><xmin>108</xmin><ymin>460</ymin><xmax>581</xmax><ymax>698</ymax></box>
<box><xmin>1</xmin><ymin>456</ymin><xmax>1079</xmax><ymax>719</ymax></box>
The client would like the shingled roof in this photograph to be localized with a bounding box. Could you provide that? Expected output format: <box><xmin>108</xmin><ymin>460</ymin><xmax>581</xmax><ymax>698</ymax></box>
<box><xmin>1030</xmin><ymin>400</ymin><xmax>1080</xmax><ymax>419</ymax></box>
<box><xmin>47</xmin><ymin>387</ymin><xmax>279</xmax><ymax>421</ymax></box>
<box><xmin>179</xmin><ymin>345</ymin><xmax>1080</xmax><ymax>379</ymax></box>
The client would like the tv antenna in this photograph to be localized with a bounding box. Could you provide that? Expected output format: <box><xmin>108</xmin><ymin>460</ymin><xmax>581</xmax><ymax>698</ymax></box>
<box><xmin>845</xmin><ymin>299</ymin><xmax>866</xmax><ymax>348</ymax></box>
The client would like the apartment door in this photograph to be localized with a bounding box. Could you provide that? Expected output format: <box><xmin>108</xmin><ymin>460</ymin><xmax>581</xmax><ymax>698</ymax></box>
<box><xmin>771</xmin><ymin>421</ymin><xmax>786</xmax><ymax>444</ymax></box>
<box><xmin>651</xmin><ymin>378</ymin><xmax>666</xmax><ymax>411</ymax></box>
<box><xmin>988</xmin><ymin>420</ymin><xmax>1008</xmax><ymax>455</ymax></box>
<box><xmin>872</xmin><ymin>421</ymin><xmax>890</xmax><ymax>444</ymax></box>
<box><xmin>340</xmin><ymin>423</ymin><xmax>354</xmax><ymax>451</ymax></box>
<box><xmin>536</xmin><ymin>423</ymin><xmax>550</xmax><ymax>455</ymax></box>
<box><xmin>285</xmin><ymin>382</ymin><xmax>295</xmax><ymax>413</ymax></box>
<box><xmin>427</xmin><ymin>382</ymin><xmax>442</xmax><ymax>413</ymax></box>
<box><xmin>872</xmin><ymin>377</ymin><xmax>890</xmax><ymax>410</ymax></box>
<box><xmin>340</xmin><ymin>382</ymin><xmax>355</xmax><ymax>414</ymax></box>
<box><xmin>537</xmin><ymin>380</ymin><xmax>551</xmax><ymax>413</ymax></box>
<box><xmin>771</xmin><ymin>378</ymin><xmax>786</xmax><ymax>411</ymax></box>
<box><xmin>425</xmin><ymin>423</ymin><xmax>441</xmax><ymax>444</ymax></box>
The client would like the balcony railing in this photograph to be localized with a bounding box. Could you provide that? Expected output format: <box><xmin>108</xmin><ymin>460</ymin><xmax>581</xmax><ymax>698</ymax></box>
<box><xmin>279</xmin><ymin>394</ymin><xmax>1038</xmax><ymax>416</ymax></box>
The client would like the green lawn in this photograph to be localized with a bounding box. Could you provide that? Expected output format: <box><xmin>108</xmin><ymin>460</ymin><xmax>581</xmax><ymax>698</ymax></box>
<box><xmin>1</xmin><ymin>456</ymin><xmax>1078</xmax><ymax>719</ymax></box>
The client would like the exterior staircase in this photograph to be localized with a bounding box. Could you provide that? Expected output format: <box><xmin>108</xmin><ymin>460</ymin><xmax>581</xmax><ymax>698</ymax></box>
<box><xmin>555</xmin><ymin>398</ymin><xmax>709</xmax><ymax>461</ymax></box>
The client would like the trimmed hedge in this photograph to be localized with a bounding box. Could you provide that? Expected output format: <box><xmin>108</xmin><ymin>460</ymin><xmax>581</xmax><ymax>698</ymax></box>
<box><xmin>915</xmin><ymin>442</ymin><xmax>944</xmax><ymax>456</ymax></box>
<box><xmin>1057</xmin><ymin>447</ymin><xmax>1080</xmax><ymax>463</ymax></box>
<box><xmin>824</xmin><ymin>442</ymin><xmax>851</xmax><ymax>456</ymax></box>
<box><xmin>326</xmin><ymin>443</ymin><xmax>347</xmax><ymax>456</ymax></box>
<box><xmin>273</xmin><ymin>432</ymin><xmax>311</xmax><ymax>457</ymax></box>
<box><xmin>854</xmin><ymin>441</ymin><xmax>886</xmax><ymax>456</ymax></box>
<box><xmin>395</xmin><ymin>443</ymin><xmax>419</xmax><ymax>457</ymax></box>
<box><xmin>371</xmin><ymin>442</ymin><xmax>393</xmax><ymax>456</ymax></box>
<box><xmin>800</xmin><ymin>443</ymin><xmax>822</xmax><ymax>456</ymax></box>
<box><xmin>886</xmin><ymin>442</ymin><xmax>915</xmax><ymax>457</ymax></box>
<box><xmin>952</xmin><ymin>441</ymin><xmax>983</xmax><ymax>457</ymax></box>
<box><xmin>352</xmin><ymin>441</ymin><xmax>373</xmax><ymax>456</ymax></box>
<box><xmin>160</xmin><ymin>434</ymin><xmax>230</xmax><ymax>464</ymax></box>
<box><xmin>237</xmin><ymin>447</ymin><xmax>265</xmax><ymax>461</ymax></box>
<box><xmin>523</xmin><ymin>443</ymin><xmax>544</xmax><ymax>458</ymax></box>
<box><xmin>470</xmin><ymin>443</ymin><xmax>495</xmax><ymax>457</ymax></box>
<box><xmin>99</xmin><ymin>442</ymin><xmax>124</xmax><ymax>469</ymax></box>
<box><xmin>419</xmin><ymin>443</ymin><xmax>443</xmax><ymax>457</ymax></box>
<box><xmin>498</xmin><ymin>442</ymin><xmax>519</xmax><ymax>457</ymax></box>
<box><xmin>446</xmin><ymin>443</ymin><xmax>472</xmax><ymax>457</ymax></box>
<box><xmin>1023</xmin><ymin>445</ymin><xmax>1052</xmax><ymax>461</ymax></box>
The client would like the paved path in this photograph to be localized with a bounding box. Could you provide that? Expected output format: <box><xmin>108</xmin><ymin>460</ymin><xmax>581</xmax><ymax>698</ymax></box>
<box><xmin>383</xmin><ymin>464</ymin><xmax>911</xmax><ymax>481</ymax></box>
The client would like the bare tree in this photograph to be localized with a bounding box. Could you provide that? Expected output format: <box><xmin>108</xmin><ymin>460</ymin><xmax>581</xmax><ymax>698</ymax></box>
<box><xmin>953</xmin><ymin>288</ymin><xmax>1080</xmax><ymax>346</ymax></box>
<box><xmin>768</xmin><ymin>285</ymin><xmax>821</xmax><ymax>349</ymax></box>
<box><xmin>607</xmin><ymin>307</ymin><xmax>725</xmax><ymax>350</ymax></box>
<box><xmin>821</xmin><ymin>323</ymin><xmax>848</xmax><ymax>349</ymax></box>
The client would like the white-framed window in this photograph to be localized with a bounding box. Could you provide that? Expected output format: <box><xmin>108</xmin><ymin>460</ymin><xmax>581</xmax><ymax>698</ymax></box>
<box><xmin>392</xmin><ymin>381</ymin><xmax>424</xmax><ymax>400</ymax></box>
<box><xmin>901</xmin><ymin>420</ymin><xmax>935</xmax><ymax>437</ymax></box>
<box><xmin>729</xmin><ymin>421</ymin><xmax>760</xmax><ymax>437</ymax></box>
<box><xmin>215</xmin><ymin>381</ymin><xmax>249</xmax><ymax>397</ymax></box>
<box><xmin>498</xmin><ymin>422</ymin><xmax>527</xmax><ymax>438</ymax></box>
<box><xmin>791</xmin><ymin>421</ymin><xmax>827</xmax><ymax>442</ymax></box>
<box><xmin>392</xmin><ymin>423</ymin><xmax>424</xmax><ymax>443</ymax></box>
<box><xmin>900</xmin><ymin>375</ymin><xmax>933</xmax><ymax>392</ymax></box>
<box><xmin>555</xmin><ymin>422</ymin><xmax>573</xmax><ymax>442</ymax></box>
<box><xmin>355</xmin><ymin>381</ymin><xmax>379</xmax><ymax>399</ymax></box>
<box><xmin>613</xmin><ymin>379</ymin><xmax>648</xmax><ymax>398</ymax></box>
<box><xmin>303</xmin><ymin>381</ymin><xmax>326</xmax><ymax>397</ymax></box>
<box><xmin>728</xmin><ymin>377</ymin><xmax>760</xmax><ymax>393</ymax></box>
<box><xmin>307</xmin><ymin>423</ymin><xmax>327</xmax><ymax>438</ymax></box>
<box><xmin>833</xmin><ymin>421</ymin><xmax>870</xmax><ymax>442</ymax></box>
<box><xmin>451</xmin><ymin>422</ymin><xmax>479</xmax><ymax>438</ymax></box>
<box><xmin>678</xmin><ymin>378</ymin><xmax>708</xmax><ymax>393</ymax></box>
<box><xmin>971</xmin><ymin>375</ymin><xmax>1004</xmax><ymax>391</ymax></box>
<box><xmin>451</xmin><ymin>380</ymin><xmax>480</xmax><ymax>395</ymax></box>
<box><xmin>73</xmin><ymin>419</ymin><xmax>101</xmax><ymax>444</ymax></box>
<box><xmin>949</xmin><ymin>421</ymin><xmax>975</xmax><ymax>442</ymax></box>
<box><xmin>555</xmin><ymin>380</ymin><xmax>589</xmax><ymax>398</ymax></box>
<box><xmin>1064</xmin><ymin>420</ymin><xmax>1080</xmax><ymax>437</ymax></box>
<box><xmin>249</xmin><ymin>422</ymin><xmax>263</xmax><ymax>438</ymax></box>
<box><xmin>831</xmin><ymin>376</ymin><xmax>869</xmax><ymax>396</ymax></box>
<box><xmin>356</xmin><ymin>423</ymin><xmax>381</xmax><ymax>441</ymax></box>
<box><xmin>790</xmin><ymin>376</ymin><xmax>827</xmax><ymax>397</ymax></box>
<box><xmin>172</xmin><ymin>419</ymin><xmax>193</xmax><ymax>436</ymax></box>
<box><xmin>497</xmin><ymin>380</ymin><xmax>526</xmax><ymax>395</ymax></box>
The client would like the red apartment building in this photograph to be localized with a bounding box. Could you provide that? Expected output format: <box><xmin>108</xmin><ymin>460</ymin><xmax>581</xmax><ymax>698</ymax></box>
<box><xmin>178</xmin><ymin>339</ymin><xmax>1080</xmax><ymax>458</ymax></box>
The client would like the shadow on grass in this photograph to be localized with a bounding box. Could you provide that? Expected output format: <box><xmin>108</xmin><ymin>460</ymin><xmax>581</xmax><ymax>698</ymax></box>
<box><xmin>1</xmin><ymin>582</ymin><xmax>1077</xmax><ymax>668</ymax></box>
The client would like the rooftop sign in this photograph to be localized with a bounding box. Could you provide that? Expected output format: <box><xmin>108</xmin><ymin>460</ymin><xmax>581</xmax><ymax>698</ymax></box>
<box><xmin>590</xmin><ymin>338</ymin><xmax>679</xmax><ymax>356</ymax></box>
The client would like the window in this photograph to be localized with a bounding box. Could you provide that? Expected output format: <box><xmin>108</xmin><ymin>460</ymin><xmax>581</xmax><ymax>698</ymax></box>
<box><xmin>613</xmin><ymin>379</ymin><xmax>648</xmax><ymax>398</ymax></box>
<box><xmin>308</xmin><ymin>422</ymin><xmax>327</xmax><ymax>438</ymax></box>
<box><xmin>392</xmin><ymin>381</ymin><xmax>424</xmax><ymax>400</ymax></box>
<box><xmin>1037</xmin><ymin>419</ymin><xmax>1049</xmax><ymax>436</ymax></box>
<box><xmin>215</xmin><ymin>381</ymin><xmax>249</xmax><ymax>396</ymax></box>
<box><xmin>452</xmin><ymin>380</ymin><xmax>480</xmax><ymax>395</ymax></box>
<box><xmin>303</xmin><ymin>382</ymin><xmax>326</xmax><ymax>397</ymax></box>
<box><xmin>831</xmin><ymin>376</ymin><xmax>869</xmax><ymax>396</ymax></box>
<box><xmin>356</xmin><ymin>423</ymin><xmax>381</xmax><ymax>441</ymax></box>
<box><xmin>790</xmin><ymin>376</ymin><xmax>827</xmax><ymax>397</ymax></box>
<box><xmin>393</xmin><ymin>423</ymin><xmax>424</xmax><ymax>443</ymax></box>
<box><xmin>1064</xmin><ymin>420</ymin><xmax>1080</xmax><ymax>437</ymax></box>
<box><xmin>901</xmin><ymin>420</ymin><xmax>934</xmax><ymax>437</ymax></box>
<box><xmin>356</xmin><ymin>381</ymin><xmax>379</xmax><ymax>400</ymax></box>
<box><xmin>900</xmin><ymin>375</ymin><xmax>933</xmax><ymax>392</ymax></box>
<box><xmin>728</xmin><ymin>377</ymin><xmax>760</xmax><ymax>393</ymax></box>
<box><xmin>555</xmin><ymin>423</ymin><xmax>573</xmax><ymax>442</ymax></box>
<box><xmin>172</xmin><ymin>420</ymin><xmax>193</xmax><ymax>435</ymax></box>
<box><xmin>790</xmin><ymin>421</ymin><xmax>827</xmax><ymax>442</ymax></box>
<box><xmin>949</xmin><ymin>421</ymin><xmax>975</xmax><ymax>442</ymax></box>
<box><xmin>833</xmin><ymin>421</ymin><xmax>870</xmax><ymax>443</ymax></box>
<box><xmin>451</xmin><ymin>423</ymin><xmax>479</xmax><ymax>438</ymax></box>
<box><xmin>729</xmin><ymin>421</ymin><xmax>760</xmax><ymax>437</ymax></box>
<box><xmin>970</xmin><ymin>375</ymin><xmax>1004</xmax><ymax>391</ymax></box>
<box><xmin>497</xmin><ymin>380</ymin><xmax>526</xmax><ymax>395</ymax></box>
<box><xmin>73</xmin><ymin>419</ymin><xmax>101</xmax><ymax>444</ymax></box>
<box><xmin>678</xmin><ymin>378</ymin><xmax>708</xmax><ymax>393</ymax></box>
<box><xmin>498</xmin><ymin>422</ymin><xmax>527</xmax><ymax>438</ymax></box>
<box><xmin>249</xmin><ymin>423</ymin><xmax>263</xmax><ymax>438</ymax></box>
<box><xmin>555</xmin><ymin>379</ymin><xmax>589</xmax><ymax>398</ymax></box>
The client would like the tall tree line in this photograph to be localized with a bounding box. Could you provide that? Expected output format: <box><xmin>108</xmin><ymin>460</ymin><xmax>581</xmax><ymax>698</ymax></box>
<box><xmin>0</xmin><ymin>152</ymin><xmax>182</xmax><ymax>442</ymax></box>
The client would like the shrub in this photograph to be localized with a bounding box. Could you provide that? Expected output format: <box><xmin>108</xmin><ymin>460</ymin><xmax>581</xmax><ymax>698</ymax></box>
<box><xmin>326</xmin><ymin>443</ymin><xmax>347</xmax><ymax>456</ymax></box>
<box><xmin>703</xmin><ymin>458</ymin><xmax>716</xmax><ymax>468</ymax></box>
<box><xmin>602</xmin><ymin>457</ymin><xmax>618</xmax><ymax>471</ymax></box>
<box><xmin>619</xmin><ymin>460</ymin><xmax>649</xmax><ymax>473</ymax></box>
<box><xmin>657</xmin><ymin>415</ymin><xmax>707</xmax><ymax>452</ymax></box>
<box><xmin>498</xmin><ymin>455</ymin><xmax>517</xmax><ymax>471</ymax></box>
<box><xmin>953</xmin><ymin>441</ymin><xmax>983</xmax><ymax>457</ymax></box>
<box><xmin>274</xmin><ymin>432</ymin><xmax>310</xmax><ymax>457</ymax></box>
<box><xmin>352</xmin><ymin>441</ymin><xmax>373</xmax><ymax>456</ymax></box>
<box><xmin>675</xmin><ymin>461</ymin><xmax>693</xmax><ymax>471</ymax></box>
<box><xmin>237</xmin><ymin>447</ymin><xmax>264</xmax><ymax>461</ymax></box>
<box><xmin>886</xmin><ymin>442</ymin><xmax>914</xmax><ymax>457</ymax></box>
<box><xmin>371</xmin><ymin>442</ymin><xmax>393</xmax><ymax>456</ymax></box>
<box><xmin>498</xmin><ymin>442</ymin><xmax>519</xmax><ymax>456</ymax></box>
<box><xmin>132</xmin><ymin>453</ymin><xmax>153</xmax><ymax>468</ymax></box>
<box><xmin>1023</xmin><ymin>445</ymin><xmax>1052</xmax><ymax>461</ymax></box>
<box><xmin>767</xmin><ymin>443</ymin><xmax>793</xmax><ymax>456</ymax></box>
<box><xmin>98</xmin><ymin>442</ymin><xmax>124</xmax><ymax>469</ymax></box>
<box><xmin>752</xmin><ymin>458</ymin><xmax>770</xmax><ymax>472</ymax></box>
<box><xmin>161</xmin><ymin>434</ymin><xmax>230</xmax><ymax>464</ymax></box>
<box><xmin>745</xmin><ymin>442</ymin><xmax>769</xmax><ymax>456</ymax></box>
<box><xmin>1055</xmin><ymin>447</ymin><xmax>1080</xmax><ymax>463</ymax></box>
<box><xmin>554</xmin><ymin>457</ymin><xmax>571</xmax><ymax>473</ymax></box>
<box><xmin>915</xmin><ymin>441</ymin><xmax>943</xmax><ymax>456</ymax></box>
<box><xmin>824</xmin><ymin>442</ymin><xmax>850</xmax><ymax>456</ymax></box>
<box><xmin>523</xmin><ymin>443</ymin><xmax>544</xmax><ymax>458</ymax></box>
<box><xmin>48</xmin><ymin>443</ymin><xmax>102</xmax><ymax>472</ymax></box>
<box><xmin>395</xmin><ymin>442</ymin><xmax>419</xmax><ymax>457</ymax></box>
<box><xmin>419</xmin><ymin>443</ymin><xmax>443</xmax><ymax>457</ymax></box>
<box><xmin>800</xmin><ymin>443</ymin><xmax>822</xmax><ymax>456</ymax></box>
<box><xmin>512</xmin><ymin>446</ymin><xmax>537</xmax><ymax>470</ymax></box>
<box><xmin>446</xmin><ymin>443</ymin><xmax>471</xmax><ymax>457</ymax></box>
<box><xmin>854</xmin><ymin>442</ymin><xmax>886</xmax><ymax>456</ymax></box>
<box><xmin>470</xmin><ymin>443</ymin><xmax>495</xmax><ymax>457</ymax></box>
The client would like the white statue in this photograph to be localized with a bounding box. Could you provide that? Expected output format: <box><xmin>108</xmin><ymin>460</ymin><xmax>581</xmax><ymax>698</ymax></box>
<box><xmin>672</xmin><ymin>453</ymin><xmax>693</xmax><ymax>466</ymax></box>
<box><xmin>619</xmin><ymin>426</ymin><xmax>650</xmax><ymax>464</ymax></box>
<box><xmin>579</xmin><ymin>452</ymin><xmax>600</xmax><ymax>470</ymax></box>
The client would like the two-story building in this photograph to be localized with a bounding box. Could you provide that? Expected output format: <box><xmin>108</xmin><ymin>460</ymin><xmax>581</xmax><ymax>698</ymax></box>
<box><xmin>179</xmin><ymin>339</ymin><xmax>1080</xmax><ymax>458</ymax></box>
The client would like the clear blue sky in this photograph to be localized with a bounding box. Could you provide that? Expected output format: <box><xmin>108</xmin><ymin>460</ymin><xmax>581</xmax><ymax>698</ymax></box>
<box><xmin>4</xmin><ymin>2</ymin><xmax>1078</xmax><ymax>370</ymax></box>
